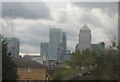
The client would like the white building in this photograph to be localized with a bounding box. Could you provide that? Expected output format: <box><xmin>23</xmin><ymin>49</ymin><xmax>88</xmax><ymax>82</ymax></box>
<box><xmin>78</xmin><ymin>24</ymin><xmax>91</xmax><ymax>51</ymax></box>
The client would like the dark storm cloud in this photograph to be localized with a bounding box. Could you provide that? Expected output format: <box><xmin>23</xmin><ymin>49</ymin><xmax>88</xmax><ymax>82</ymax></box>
<box><xmin>2</xmin><ymin>2</ymin><xmax>52</xmax><ymax>19</ymax></box>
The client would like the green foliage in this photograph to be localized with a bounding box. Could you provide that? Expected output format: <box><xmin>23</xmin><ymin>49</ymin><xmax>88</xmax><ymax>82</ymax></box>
<box><xmin>99</xmin><ymin>41</ymin><xmax>105</xmax><ymax>48</ymax></box>
<box><xmin>66</xmin><ymin>49</ymin><xmax>96</xmax><ymax>69</ymax></box>
<box><xmin>52</xmin><ymin>39</ymin><xmax>119</xmax><ymax>80</ymax></box>
<box><xmin>51</xmin><ymin>68</ymin><xmax>78</xmax><ymax>80</ymax></box>
<box><xmin>2</xmin><ymin>40</ymin><xmax>18</xmax><ymax>81</ymax></box>
<box><xmin>51</xmin><ymin>69</ymin><xmax>63</xmax><ymax>80</ymax></box>
<box><xmin>51</xmin><ymin>48</ymin><xmax>97</xmax><ymax>80</ymax></box>
<box><xmin>93</xmin><ymin>41</ymin><xmax>118</xmax><ymax>80</ymax></box>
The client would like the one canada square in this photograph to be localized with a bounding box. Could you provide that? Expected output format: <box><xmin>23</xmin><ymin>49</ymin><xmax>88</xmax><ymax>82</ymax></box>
<box><xmin>78</xmin><ymin>24</ymin><xmax>91</xmax><ymax>51</ymax></box>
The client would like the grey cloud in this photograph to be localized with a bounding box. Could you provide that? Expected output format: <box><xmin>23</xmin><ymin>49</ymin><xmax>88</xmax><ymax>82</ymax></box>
<box><xmin>72</xmin><ymin>2</ymin><xmax>117</xmax><ymax>12</ymax></box>
<box><xmin>20</xmin><ymin>44</ymin><xmax>39</xmax><ymax>54</ymax></box>
<box><xmin>56</xmin><ymin>10</ymin><xmax>67</xmax><ymax>23</ymax></box>
<box><xmin>16</xmin><ymin>24</ymin><xmax>49</xmax><ymax>53</ymax></box>
<box><xmin>79</xmin><ymin>14</ymin><xmax>103</xmax><ymax>28</ymax></box>
<box><xmin>72</xmin><ymin>2</ymin><xmax>118</xmax><ymax>17</ymax></box>
<box><xmin>2</xmin><ymin>2</ymin><xmax>52</xmax><ymax>19</ymax></box>
<box><xmin>2</xmin><ymin>19</ymin><xmax>49</xmax><ymax>54</ymax></box>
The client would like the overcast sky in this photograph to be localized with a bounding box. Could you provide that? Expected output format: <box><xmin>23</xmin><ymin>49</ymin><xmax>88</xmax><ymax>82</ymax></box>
<box><xmin>1</xmin><ymin>2</ymin><xmax>118</xmax><ymax>55</ymax></box>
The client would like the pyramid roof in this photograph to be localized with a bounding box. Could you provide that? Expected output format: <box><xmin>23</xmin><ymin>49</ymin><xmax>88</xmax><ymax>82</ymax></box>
<box><xmin>80</xmin><ymin>24</ymin><xmax>90</xmax><ymax>30</ymax></box>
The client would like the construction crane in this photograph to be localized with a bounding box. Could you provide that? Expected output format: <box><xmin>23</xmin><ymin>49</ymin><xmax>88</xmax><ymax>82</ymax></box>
<box><xmin>9</xmin><ymin>9</ymin><xmax>17</xmax><ymax>56</ymax></box>
<box><xmin>9</xmin><ymin>9</ymin><xmax>14</xmax><ymax>37</ymax></box>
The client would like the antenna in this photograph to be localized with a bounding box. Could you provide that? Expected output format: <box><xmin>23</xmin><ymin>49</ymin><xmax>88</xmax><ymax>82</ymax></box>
<box><xmin>9</xmin><ymin>9</ymin><xmax>14</xmax><ymax>37</ymax></box>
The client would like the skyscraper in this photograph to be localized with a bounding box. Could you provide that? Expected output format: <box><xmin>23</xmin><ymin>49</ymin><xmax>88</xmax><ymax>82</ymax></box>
<box><xmin>48</xmin><ymin>28</ymin><xmax>62</xmax><ymax>60</ymax></box>
<box><xmin>59</xmin><ymin>32</ymin><xmax>67</xmax><ymax>61</ymax></box>
<box><xmin>40</xmin><ymin>43</ymin><xmax>48</xmax><ymax>57</ymax></box>
<box><xmin>78</xmin><ymin>24</ymin><xmax>91</xmax><ymax>51</ymax></box>
<box><xmin>4</xmin><ymin>37</ymin><xmax>20</xmax><ymax>57</ymax></box>
<box><xmin>91</xmin><ymin>44</ymin><xmax>104</xmax><ymax>52</ymax></box>
<box><xmin>62</xmin><ymin>32</ymin><xmax>67</xmax><ymax>52</ymax></box>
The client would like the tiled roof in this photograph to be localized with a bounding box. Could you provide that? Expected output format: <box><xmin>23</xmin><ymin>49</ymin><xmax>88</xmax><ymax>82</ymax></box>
<box><xmin>14</xmin><ymin>57</ymin><xmax>45</xmax><ymax>68</ymax></box>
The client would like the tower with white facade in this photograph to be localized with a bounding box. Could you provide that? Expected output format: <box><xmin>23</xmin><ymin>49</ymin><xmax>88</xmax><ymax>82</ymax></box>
<box><xmin>78</xmin><ymin>24</ymin><xmax>91</xmax><ymax>51</ymax></box>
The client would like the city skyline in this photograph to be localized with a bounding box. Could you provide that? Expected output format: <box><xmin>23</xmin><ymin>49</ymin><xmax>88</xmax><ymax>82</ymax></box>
<box><xmin>1</xmin><ymin>2</ymin><xmax>118</xmax><ymax>55</ymax></box>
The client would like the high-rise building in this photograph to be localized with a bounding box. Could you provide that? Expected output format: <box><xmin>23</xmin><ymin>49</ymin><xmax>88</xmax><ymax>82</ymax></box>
<box><xmin>48</xmin><ymin>28</ymin><xmax>67</xmax><ymax>62</ymax></box>
<box><xmin>48</xmin><ymin>28</ymin><xmax>62</xmax><ymax>60</ymax></box>
<box><xmin>58</xmin><ymin>32</ymin><xmax>67</xmax><ymax>62</ymax></box>
<box><xmin>4</xmin><ymin>37</ymin><xmax>20</xmax><ymax>57</ymax></box>
<box><xmin>91</xmin><ymin>44</ymin><xmax>104</xmax><ymax>52</ymax></box>
<box><xmin>62</xmin><ymin>32</ymin><xmax>67</xmax><ymax>52</ymax></box>
<box><xmin>78</xmin><ymin>24</ymin><xmax>91</xmax><ymax>51</ymax></box>
<box><xmin>40</xmin><ymin>43</ymin><xmax>48</xmax><ymax>57</ymax></box>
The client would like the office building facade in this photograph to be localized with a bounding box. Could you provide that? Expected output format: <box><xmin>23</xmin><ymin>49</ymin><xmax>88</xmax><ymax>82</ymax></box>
<box><xmin>48</xmin><ymin>28</ymin><xmax>67</xmax><ymax>62</ymax></box>
<box><xmin>48</xmin><ymin>28</ymin><xmax>62</xmax><ymax>60</ymax></box>
<box><xmin>40</xmin><ymin>43</ymin><xmax>48</xmax><ymax>57</ymax></box>
<box><xmin>4</xmin><ymin>37</ymin><xmax>20</xmax><ymax>57</ymax></box>
<box><xmin>78</xmin><ymin>24</ymin><xmax>91</xmax><ymax>51</ymax></box>
<box><xmin>91</xmin><ymin>44</ymin><xmax>104</xmax><ymax>52</ymax></box>
<box><xmin>58</xmin><ymin>32</ymin><xmax>67</xmax><ymax>62</ymax></box>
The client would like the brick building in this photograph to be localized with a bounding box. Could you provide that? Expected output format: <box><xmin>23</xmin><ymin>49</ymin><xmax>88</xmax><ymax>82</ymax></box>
<box><xmin>14</xmin><ymin>57</ymin><xmax>46</xmax><ymax>82</ymax></box>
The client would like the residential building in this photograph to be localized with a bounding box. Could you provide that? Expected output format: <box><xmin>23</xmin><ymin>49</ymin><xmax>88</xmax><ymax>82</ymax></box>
<box><xmin>31</xmin><ymin>57</ymin><xmax>44</xmax><ymax>65</ymax></box>
<box><xmin>40</xmin><ymin>43</ymin><xmax>48</xmax><ymax>57</ymax></box>
<box><xmin>4</xmin><ymin>37</ymin><xmax>20</xmax><ymax>57</ymax></box>
<box><xmin>14</xmin><ymin>57</ymin><xmax>46</xmax><ymax>81</ymax></box>
<box><xmin>78</xmin><ymin>24</ymin><xmax>91</xmax><ymax>51</ymax></box>
<box><xmin>45</xmin><ymin>58</ymin><xmax>57</xmax><ymax>77</ymax></box>
<box><xmin>45</xmin><ymin>58</ymin><xmax>57</xmax><ymax>69</ymax></box>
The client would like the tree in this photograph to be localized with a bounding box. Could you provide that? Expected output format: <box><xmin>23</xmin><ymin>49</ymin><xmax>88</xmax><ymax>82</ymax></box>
<box><xmin>66</xmin><ymin>49</ymin><xmax>97</xmax><ymax>69</ymax></box>
<box><xmin>99</xmin><ymin>41</ymin><xmax>105</xmax><ymax>49</ymax></box>
<box><xmin>93</xmin><ymin>40</ymin><xmax>118</xmax><ymax>80</ymax></box>
<box><xmin>51</xmin><ymin>49</ymin><xmax>97</xmax><ymax>80</ymax></box>
<box><xmin>52</xmin><ymin>39</ymin><xmax>119</xmax><ymax>80</ymax></box>
<box><xmin>2</xmin><ymin>40</ymin><xmax>18</xmax><ymax>81</ymax></box>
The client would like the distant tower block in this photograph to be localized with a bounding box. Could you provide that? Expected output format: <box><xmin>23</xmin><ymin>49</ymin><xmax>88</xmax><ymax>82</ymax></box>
<box><xmin>78</xmin><ymin>24</ymin><xmax>91</xmax><ymax>51</ymax></box>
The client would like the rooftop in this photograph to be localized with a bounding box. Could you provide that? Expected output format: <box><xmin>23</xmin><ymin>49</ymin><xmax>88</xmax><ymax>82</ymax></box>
<box><xmin>14</xmin><ymin>57</ymin><xmax>45</xmax><ymax>68</ymax></box>
<box><xmin>80</xmin><ymin>24</ymin><xmax>90</xmax><ymax>31</ymax></box>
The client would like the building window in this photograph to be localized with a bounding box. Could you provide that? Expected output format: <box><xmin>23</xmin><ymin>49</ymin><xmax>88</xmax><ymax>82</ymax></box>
<box><xmin>17</xmin><ymin>68</ymin><xmax>19</xmax><ymax>72</ymax></box>
<box><xmin>24</xmin><ymin>80</ymin><xmax>31</xmax><ymax>82</ymax></box>
<box><xmin>34</xmin><ymin>80</ymin><xmax>38</xmax><ymax>82</ymax></box>
<box><xmin>25</xmin><ymin>67</ymin><xmax>32</xmax><ymax>72</ymax></box>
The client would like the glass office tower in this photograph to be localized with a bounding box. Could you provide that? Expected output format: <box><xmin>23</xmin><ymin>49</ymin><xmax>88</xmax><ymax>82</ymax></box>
<box><xmin>48</xmin><ymin>28</ymin><xmax>62</xmax><ymax>60</ymax></box>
